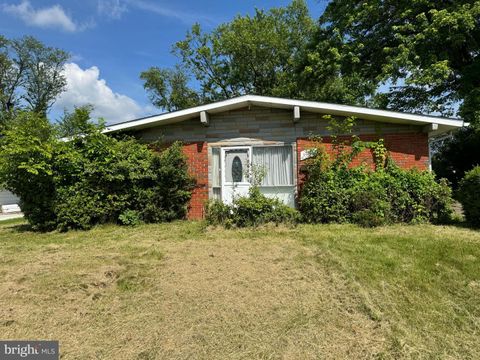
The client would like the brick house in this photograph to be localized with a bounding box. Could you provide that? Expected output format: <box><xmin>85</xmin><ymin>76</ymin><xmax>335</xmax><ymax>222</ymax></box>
<box><xmin>105</xmin><ymin>95</ymin><xmax>465</xmax><ymax>219</ymax></box>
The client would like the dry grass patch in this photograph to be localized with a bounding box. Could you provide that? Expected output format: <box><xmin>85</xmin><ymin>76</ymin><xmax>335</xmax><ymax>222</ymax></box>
<box><xmin>0</xmin><ymin>221</ymin><xmax>479</xmax><ymax>359</ymax></box>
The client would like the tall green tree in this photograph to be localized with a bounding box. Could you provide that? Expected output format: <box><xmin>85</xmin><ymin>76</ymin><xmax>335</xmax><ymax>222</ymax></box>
<box><xmin>140</xmin><ymin>66</ymin><xmax>200</xmax><ymax>112</ymax></box>
<box><xmin>141</xmin><ymin>0</ymin><xmax>315</xmax><ymax>110</ymax></box>
<box><xmin>0</xmin><ymin>35</ymin><xmax>69</xmax><ymax>125</ymax></box>
<box><xmin>314</xmin><ymin>0</ymin><xmax>480</xmax><ymax>124</ymax></box>
<box><xmin>297</xmin><ymin>26</ymin><xmax>377</xmax><ymax>106</ymax></box>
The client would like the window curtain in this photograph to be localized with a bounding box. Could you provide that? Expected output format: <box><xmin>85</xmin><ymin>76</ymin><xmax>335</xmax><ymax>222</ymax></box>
<box><xmin>252</xmin><ymin>146</ymin><xmax>293</xmax><ymax>186</ymax></box>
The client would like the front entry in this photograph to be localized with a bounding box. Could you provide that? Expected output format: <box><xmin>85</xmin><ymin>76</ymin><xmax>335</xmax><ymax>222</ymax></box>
<box><xmin>221</xmin><ymin>146</ymin><xmax>251</xmax><ymax>204</ymax></box>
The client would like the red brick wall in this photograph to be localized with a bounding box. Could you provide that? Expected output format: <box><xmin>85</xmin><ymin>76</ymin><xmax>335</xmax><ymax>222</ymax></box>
<box><xmin>296</xmin><ymin>132</ymin><xmax>429</xmax><ymax>187</ymax></box>
<box><xmin>182</xmin><ymin>142</ymin><xmax>208</xmax><ymax>220</ymax></box>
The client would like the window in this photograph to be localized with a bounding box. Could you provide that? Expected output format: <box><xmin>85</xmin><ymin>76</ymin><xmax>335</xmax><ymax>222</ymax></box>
<box><xmin>252</xmin><ymin>146</ymin><xmax>293</xmax><ymax>186</ymax></box>
<box><xmin>211</xmin><ymin>147</ymin><xmax>221</xmax><ymax>200</ymax></box>
<box><xmin>212</xmin><ymin>147</ymin><xmax>220</xmax><ymax>187</ymax></box>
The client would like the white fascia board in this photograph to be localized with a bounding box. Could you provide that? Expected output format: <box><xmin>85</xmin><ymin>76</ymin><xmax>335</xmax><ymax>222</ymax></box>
<box><xmin>104</xmin><ymin>95</ymin><xmax>465</xmax><ymax>133</ymax></box>
<box><xmin>104</xmin><ymin>96</ymin><xmax>253</xmax><ymax>133</ymax></box>
<box><xmin>248</xmin><ymin>96</ymin><xmax>464</xmax><ymax>128</ymax></box>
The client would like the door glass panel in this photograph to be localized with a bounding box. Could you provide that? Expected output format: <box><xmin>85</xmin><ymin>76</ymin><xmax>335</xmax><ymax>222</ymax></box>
<box><xmin>232</xmin><ymin>156</ymin><xmax>243</xmax><ymax>182</ymax></box>
<box><xmin>224</xmin><ymin>149</ymin><xmax>249</xmax><ymax>183</ymax></box>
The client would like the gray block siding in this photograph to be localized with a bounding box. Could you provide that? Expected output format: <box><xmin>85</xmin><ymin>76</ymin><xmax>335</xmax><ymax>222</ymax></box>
<box><xmin>134</xmin><ymin>106</ymin><xmax>424</xmax><ymax>144</ymax></box>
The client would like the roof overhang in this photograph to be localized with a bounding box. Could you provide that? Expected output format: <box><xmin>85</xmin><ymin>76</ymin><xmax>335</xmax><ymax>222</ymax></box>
<box><xmin>104</xmin><ymin>95</ymin><xmax>466</xmax><ymax>135</ymax></box>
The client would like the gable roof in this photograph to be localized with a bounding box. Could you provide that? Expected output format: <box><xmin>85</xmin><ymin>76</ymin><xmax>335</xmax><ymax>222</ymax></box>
<box><xmin>105</xmin><ymin>95</ymin><xmax>466</xmax><ymax>135</ymax></box>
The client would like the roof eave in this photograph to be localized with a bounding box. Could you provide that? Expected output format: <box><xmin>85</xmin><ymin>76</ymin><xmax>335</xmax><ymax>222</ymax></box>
<box><xmin>104</xmin><ymin>95</ymin><xmax>465</xmax><ymax>134</ymax></box>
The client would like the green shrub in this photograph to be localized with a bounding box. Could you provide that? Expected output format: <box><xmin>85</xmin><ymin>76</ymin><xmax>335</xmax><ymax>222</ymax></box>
<box><xmin>299</xmin><ymin>166</ymin><xmax>354</xmax><ymax>223</ymax></box>
<box><xmin>137</xmin><ymin>143</ymin><xmax>195</xmax><ymax>223</ymax></box>
<box><xmin>349</xmin><ymin>186</ymin><xmax>391</xmax><ymax>227</ymax></box>
<box><xmin>352</xmin><ymin>209</ymin><xmax>386</xmax><ymax>228</ymax></box>
<box><xmin>205</xmin><ymin>200</ymin><xmax>232</xmax><ymax>227</ymax></box>
<box><xmin>299</xmin><ymin>125</ymin><xmax>453</xmax><ymax>226</ymax></box>
<box><xmin>206</xmin><ymin>187</ymin><xmax>299</xmax><ymax>228</ymax></box>
<box><xmin>381</xmin><ymin>161</ymin><xmax>453</xmax><ymax>224</ymax></box>
<box><xmin>53</xmin><ymin>133</ymin><xmax>194</xmax><ymax>231</ymax></box>
<box><xmin>0</xmin><ymin>109</ymin><xmax>195</xmax><ymax>231</ymax></box>
<box><xmin>119</xmin><ymin>210</ymin><xmax>142</xmax><ymax>226</ymax></box>
<box><xmin>457</xmin><ymin>166</ymin><xmax>480</xmax><ymax>227</ymax></box>
<box><xmin>300</xmin><ymin>161</ymin><xmax>452</xmax><ymax>226</ymax></box>
<box><xmin>0</xmin><ymin>112</ymin><xmax>57</xmax><ymax>230</ymax></box>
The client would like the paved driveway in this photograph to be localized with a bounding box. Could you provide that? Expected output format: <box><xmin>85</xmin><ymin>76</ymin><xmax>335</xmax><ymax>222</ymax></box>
<box><xmin>0</xmin><ymin>213</ymin><xmax>23</xmax><ymax>221</ymax></box>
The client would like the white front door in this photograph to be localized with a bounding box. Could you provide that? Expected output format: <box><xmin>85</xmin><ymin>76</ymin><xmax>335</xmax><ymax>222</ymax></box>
<box><xmin>221</xmin><ymin>146</ymin><xmax>251</xmax><ymax>204</ymax></box>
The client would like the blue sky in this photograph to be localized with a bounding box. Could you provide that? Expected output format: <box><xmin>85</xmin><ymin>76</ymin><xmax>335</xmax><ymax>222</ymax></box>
<box><xmin>0</xmin><ymin>0</ymin><xmax>328</xmax><ymax>123</ymax></box>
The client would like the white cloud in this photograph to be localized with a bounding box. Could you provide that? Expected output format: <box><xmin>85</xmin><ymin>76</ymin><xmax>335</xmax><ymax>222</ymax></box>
<box><xmin>97</xmin><ymin>0</ymin><xmax>127</xmax><ymax>20</ymax></box>
<box><xmin>55</xmin><ymin>63</ymin><xmax>150</xmax><ymax>124</ymax></box>
<box><xmin>2</xmin><ymin>1</ymin><xmax>92</xmax><ymax>32</ymax></box>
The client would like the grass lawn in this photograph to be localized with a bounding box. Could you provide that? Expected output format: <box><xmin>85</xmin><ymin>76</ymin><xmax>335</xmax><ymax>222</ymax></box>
<box><xmin>0</xmin><ymin>220</ymin><xmax>479</xmax><ymax>359</ymax></box>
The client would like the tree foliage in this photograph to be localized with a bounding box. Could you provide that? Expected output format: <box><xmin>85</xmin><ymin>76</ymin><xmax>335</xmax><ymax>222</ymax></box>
<box><xmin>0</xmin><ymin>35</ymin><xmax>69</xmax><ymax>122</ymax></box>
<box><xmin>297</xmin><ymin>26</ymin><xmax>377</xmax><ymax>106</ymax></box>
<box><xmin>458</xmin><ymin>166</ymin><xmax>480</xmax><ymax>227</ymax></box>
<box><xmin>141</xmin><ymin>0</ymin><xmax>315</xmax><ymax>110</ymax></box>
<box><xmin>316</xmin><ymin>0</ymin><xmax>480</xmax><ymax>123</ymax></box>
<box><xmin>56</xmin><ymin>105</ymin><xmax>102</xmax><ymax>138</ymax></box>
<box><xmin>432</xmin><ymin>127</ymin><xmax>480</xmax><ymax>189</ymax></box>
<box><xmin>140</xmin><ymin>66</ymin><xmax>200</xmax><ymax>112</ymax></box>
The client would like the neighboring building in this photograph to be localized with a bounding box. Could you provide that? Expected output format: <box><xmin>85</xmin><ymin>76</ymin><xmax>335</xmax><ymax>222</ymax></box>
<box><xmin>0</xmin><ymin>189</ymin><xmax>20</xmax><ymax>213</ymax></box>
<box><xmin>105</xmin><ymin>95</ymin><xmax>465</xmax><ymax>219</ymax></box>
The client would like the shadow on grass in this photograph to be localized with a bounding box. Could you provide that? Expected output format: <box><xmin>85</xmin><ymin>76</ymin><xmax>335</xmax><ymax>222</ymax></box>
<box><xmin>11</xmin><ymin>223</ymin><xmax>34</xmax><ymax>233</ymax></box>
<box><xmin>0</xmin><ymin>218</ymin><xmax>42</xmax><ymax>233</ymax></box>
<box><xmin>440</xmin><ymin>217</ymin><xmax>479</xmax><ymax>231</ymax></box>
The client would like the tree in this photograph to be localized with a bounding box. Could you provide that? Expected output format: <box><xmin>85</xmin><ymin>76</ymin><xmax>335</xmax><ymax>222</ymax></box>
<box><xmin>140</xmin><ymin>66</ymin><xmax>201</xmax><ymax>112</ymax></box>
<box><xmin>314</xmin><ymin>0</ymin><xmax>480</xmax><ymax>124</ymax></box>
<box><xmin>56</xmin><ymin>105</ymin><xmax>103</xmax><ymax>138</ymax></box>
<box><xmin>0</xmin><ymin>35</ymin><xmax>69</xmax><ymax>123</ymax></box>
<box><xmin>296</xmin><ymin>26</ymin><xmax>377</xmax><ymax>106</ymax></box>
<box><xmin>141</xmin><ymin>0</ymin><xmax>315</xmax><ymax>110</ymax></box>
<box><xmin>432</xmin><ymin>127</ymin><xmax>480</xmax><ymax>190</ymax></box>
<box><xmin>18</xmin><ymin>36</ymin><xmax>70</xmax><ymax>115</ymax></box>
<box><xmin>0</xmin><ymin>35</ymin><xmax>22</xmax><ymax>126</ymax></box>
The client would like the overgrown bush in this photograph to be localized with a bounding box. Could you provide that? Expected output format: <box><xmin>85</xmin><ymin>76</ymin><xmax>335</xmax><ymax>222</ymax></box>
<box><xmin>0</xmin><ymin>110</ymin><xmax>195</xmax><ymax>231</ymax></box>
<box><xmin>300</xmin><ymin>157</ymin><xmax>452</xmax><ymax>227</ymax></box>
<box><xmin>0</xmin><ymin>112</ymin><xmax>57</xmax><ymax>230</ymax></box>
<box><xmin>299</xmin><ymin>117</ymin><xmax>453</xmax><ymax>226</ymax></box>
<box><xmin>206</xmin><ymin>187</ymin><xmax>299</xmax><ymax>228</ymax></box>
<box><xmin>457</xmin><ymin>166</ymin><xmax>480</xmax><ymax>227</ymax></box>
